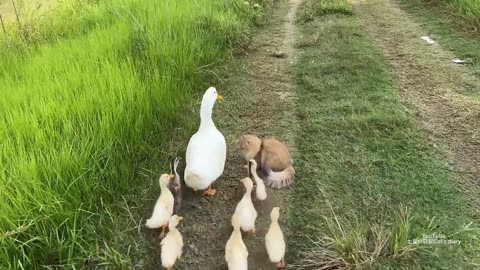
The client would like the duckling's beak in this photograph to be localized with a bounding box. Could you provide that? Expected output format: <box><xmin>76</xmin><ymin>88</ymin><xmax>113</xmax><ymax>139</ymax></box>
<box><xmin>217</xmin><ymin>95</ymin><xmax>223</xmax><ymax>101</ymax></box>
<box><xmin>168</xmin><ymin>174</ymin><xmax>175</xmax><ymax>181</ymax></box>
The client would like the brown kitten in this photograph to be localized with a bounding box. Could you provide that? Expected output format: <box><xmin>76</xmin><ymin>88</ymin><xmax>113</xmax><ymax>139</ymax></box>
<box><xmin>238</xmin><ymin>135</ymin><xmax>295</xmax><ymax>188</ymax></box>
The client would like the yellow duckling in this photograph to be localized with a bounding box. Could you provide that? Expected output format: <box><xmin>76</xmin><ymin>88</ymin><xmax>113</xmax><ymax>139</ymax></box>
<box><xmin>265</xmin><ymin>207</ymin><xmax>286</xmax><ymax>268</ymax></box>
<box><xmin>225</xmin><ymin>214</ymin><xmax>249</xmax><ymax>270</ymax></box>
<box><xmin>248</xmin><ymin>159</ymin><xmax>267</xmax><ymax>201</ymax></box>
<box><xmin>146</xmin><ymin>174</ymin><xmax>175</xmax><ymax>239</ymax></box>
<box><xmin>234</xmin><ymin>177</ymin><xmax>257</xmax><ymax>234</ymax></box>
<box><xmin>161</xmin><ymin>215</ymin><xmax>184</xmax><ymax>270</ymax></box>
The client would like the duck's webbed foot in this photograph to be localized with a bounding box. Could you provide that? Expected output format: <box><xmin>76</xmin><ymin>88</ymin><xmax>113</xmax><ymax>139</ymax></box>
<box><xmin>276</xmin><ymin>257</ymin><xmax>286</xmax><ymax>268</ymax></box>
<box><xmin>202</xmin><ymin>185</ymin><xmax>217</xmax><ymax>196</ymax></box>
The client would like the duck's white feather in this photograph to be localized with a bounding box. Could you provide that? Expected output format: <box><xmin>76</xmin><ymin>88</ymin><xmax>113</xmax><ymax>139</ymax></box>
<box><xmin>185</xmin><ymin>87</ymin><xmax>226</xmax><ymax>191</ymax></box>
<box><xmin>185</xmin><ymin>129</ymin><xmax>226</xmax><ymax>190</ymax></box>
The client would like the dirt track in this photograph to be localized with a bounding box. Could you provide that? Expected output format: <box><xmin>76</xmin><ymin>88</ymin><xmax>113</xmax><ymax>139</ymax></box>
<box><xmin>144</xmin><ymin>0</ymin><xmax>302</xmax><ymax>269</ymax></box>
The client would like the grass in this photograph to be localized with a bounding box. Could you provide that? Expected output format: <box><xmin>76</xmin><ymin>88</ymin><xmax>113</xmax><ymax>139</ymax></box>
<box><xmin>397</xmin><ymin>0</ymin><xmax>480</xmax><ymax>80</ymax></box>
<box><xmin>0</xmin><ymin>0</ymin><xmax>275</xmax><ymax>268</ymax></box>
<box><xmin>423</xmin><ymin>0</ymin><xmax>480</xmax><ymax>30</ymax></box>
<box><xmin>287</xmin><ymin>0</ymin><xmax>480</xmax><ymax>269</ymax></box>
<box><xmin>297</xmin><ymin>0</ymin><xmax>352</xmax><ymax>23</ymax></box>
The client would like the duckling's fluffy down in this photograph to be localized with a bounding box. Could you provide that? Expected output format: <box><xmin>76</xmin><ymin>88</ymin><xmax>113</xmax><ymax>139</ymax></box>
<box><xmin>161</xmin><ymin>230</ymin><xmax>183</xmax><ymax>268</ymax></box>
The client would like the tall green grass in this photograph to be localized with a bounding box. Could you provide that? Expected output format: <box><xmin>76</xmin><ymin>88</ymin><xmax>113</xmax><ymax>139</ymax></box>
<box><xmin>0</xmin><ymin>0</ymin><xmax>272</xmax><ymax>268</ymax></box>
<box><xmin>418</xmin><ymin>0</ymin><xmax>480</xmax><ymax>30</ymax></box>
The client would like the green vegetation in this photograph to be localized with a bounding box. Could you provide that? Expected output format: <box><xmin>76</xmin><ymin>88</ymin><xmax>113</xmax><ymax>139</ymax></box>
<box><xmin>0</xmin><ymin>0</ymin><xmax>273</xmax><ymax>268</ymax></box>
<box><xmin>434</xmin><ymin>0</ymin><xmax>480</xmax><ymax>29</ymax></box>
<box><xmin>297</xmin><ymin>0</ymin><xmax>352</xmax><ymax>23</ymax></box>
<box><xmin>398</xmin><ymin>0</ymin><xmax>480</xmax><ymax>80</ymax></box>
<box><xmin>287</xmin><ymin>0</ymin><xmax>480</xmax><ymax>268</ymax></box>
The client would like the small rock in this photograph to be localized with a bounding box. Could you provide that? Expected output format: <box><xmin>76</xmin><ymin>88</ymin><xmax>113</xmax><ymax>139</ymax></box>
<box><xmin>272</xmin><ymin>50</ymin><xmax>287</xmax><ymax>58</ymax></box>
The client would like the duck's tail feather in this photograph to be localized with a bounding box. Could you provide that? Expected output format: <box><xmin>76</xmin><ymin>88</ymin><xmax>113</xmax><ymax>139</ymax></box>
<box><xmin>145</xmin><ymin>218</ymin><xmax>164</xmax><ymax>229</ymax></box>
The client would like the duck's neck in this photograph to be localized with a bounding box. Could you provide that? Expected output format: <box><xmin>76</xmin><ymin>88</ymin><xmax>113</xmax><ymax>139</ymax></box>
<box><xmin>199</xmin><ymin>102</ymin><xmax>216</xmax><ymax>130</ymax></box>
<box><xmin>251</xmin><ymin>168</ymin><xmax>259</xmax><ymax>180</ymax></box>
<box><xmin>233</xmin><ymin>228</ymin><xmax>242</xmax><ymax>237</ymax></box>
<box><xmin>243</xmin><ymin>187</ymin><xmax>252</xmax><ymax>200</ymax></box>
<box><xmin>160</xmin><ymin>182</ymin><xmax>169</xmax><ymax>192</ymax></box>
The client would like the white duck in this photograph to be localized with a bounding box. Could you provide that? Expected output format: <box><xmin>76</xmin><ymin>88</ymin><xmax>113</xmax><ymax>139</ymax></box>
<box><xmin>248</xmin><ymin>159</ymin><xmax>267</xmax><ymax>201</ymax></box>
<box><xmin>146</xmin><ymin>174</ymin><xmax>175</xmax><ymax>239</ymax></box>
<box><xmin>234</xmin><ymin>177</ymin><xmax>257</xmax><ymax>234</ymax></box>
<box><xmin>185</xmin><ymin>87</ymin><xmax>226</xmax><ymax>196</ymax></box>
<box><xmin>161</xmin><ymin>215</ymin><xmax>184</xmax><ymax>270</ymax></box>
<box><xmin>225</xmin><ymin>214</ymin><xmax>249</xmax><ymax>270</ymax></box>
<box><xmin>265</xmin><ymin>207</ymin><xmax>286</xmax><ymax>268</ymax></box>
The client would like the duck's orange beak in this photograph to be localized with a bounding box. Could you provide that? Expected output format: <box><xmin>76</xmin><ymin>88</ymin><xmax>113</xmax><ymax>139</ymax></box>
<box><xmin>168</xmin><ymin>174</ymin><xmax>175</xmax><ymax>180</ymax></box>
<box><xmin>217</xmin><ymin>95</ymin><xmax>223</xmax><ymax>101</ymax></box>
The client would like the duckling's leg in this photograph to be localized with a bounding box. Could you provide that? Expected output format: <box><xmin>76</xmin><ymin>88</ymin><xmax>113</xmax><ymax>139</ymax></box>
<box><xmin>276</xmin><ymin>257</ymin><xmax>286</xmax><ymax>268</ymax></box>
<box><xmin>202</xmin><ymin>185</ymin><xmax>217</xmax><ymax>196</ymax></box>
<box><xmin>158</xmin><ymin>224</ymin><xmax>167</xmax><ymax>240</ymax></box>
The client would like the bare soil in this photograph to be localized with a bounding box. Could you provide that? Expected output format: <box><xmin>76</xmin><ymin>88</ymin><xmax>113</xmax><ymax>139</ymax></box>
<box><xmin>143</xmin><ymin>0</ymin><xmax>302</xmax><ymax>269</ymax></box>
<box><xmin>352</xmin><ymin>0</ymin><xmax>480</xmax><ymax>211</ymax></box>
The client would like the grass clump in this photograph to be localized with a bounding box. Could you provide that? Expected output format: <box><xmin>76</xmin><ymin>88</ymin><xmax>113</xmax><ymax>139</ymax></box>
<box><xmin>297</xmin><ymin>0</ymin><xmax>352</xmax><ymax>24</ymax></box>
<box><xmin>435</xmin><ymin>0</ymin><xmax>480</xmax><ymax>30</ymax></box>
<box><xmin>401</xmin><ymin>0</ymin><xmax>480</xmax><ymax>32</ymax></box>
<box><xmin>0</xmin><ymin>0</ymin><xmax>275</xmax><ymax>268</ymax></box>
<box><xmin>288</xmin><ymin>2</ymin><xmax>480</xmax><ymax>268</ymax></box>
<box><xmin>293</xmin><ymin>200</ymin><xmax>421</xmax><ymax>269</ymax></box>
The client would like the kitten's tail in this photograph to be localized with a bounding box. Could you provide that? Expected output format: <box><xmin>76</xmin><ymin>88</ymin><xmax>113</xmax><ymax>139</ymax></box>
<box><xmin>265</xmin><ymin>166</ymin><xmax>295</xmax><ymax>189</ymax></box>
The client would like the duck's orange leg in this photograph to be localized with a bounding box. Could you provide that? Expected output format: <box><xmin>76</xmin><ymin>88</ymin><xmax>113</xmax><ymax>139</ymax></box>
<box><xmin>202</xmin><ymin>185</ymin><xmax>217</xmax><ymax>196</ymax></box>
<box><xmin>158</xmin><ymin>224</ymin><xmax>167</xmax><ymax>240</ymax></box>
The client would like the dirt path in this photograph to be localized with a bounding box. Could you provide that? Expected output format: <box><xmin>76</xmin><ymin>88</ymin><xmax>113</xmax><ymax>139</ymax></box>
<box><xmin>144</xmin><ymin>1</ymin><xmax>301</xmax><ymax>269</ymax></box>
<box><xmin>352</xmin><ymin>0</ymin><xmax>480</xmax><ymax>211</ymax></box>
